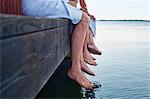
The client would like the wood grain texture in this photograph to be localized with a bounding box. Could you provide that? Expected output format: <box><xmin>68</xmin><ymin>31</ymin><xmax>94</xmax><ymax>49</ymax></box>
<box><xmin>36</xmin><ymin>58</ymin><xmax>82</xmax><ymax>98</ymax></box>
<box><xmin>0</xmin><ymin>15</ymin><xmax>72</xmax><ymax>98</ymax></box>
<box><xmin>0</xmin><ymin>14</ymin><xmax>71</xmax><ymax>39</ymax></box>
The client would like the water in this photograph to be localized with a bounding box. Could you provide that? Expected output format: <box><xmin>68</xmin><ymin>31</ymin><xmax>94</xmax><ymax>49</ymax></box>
<box><xmin>85</xmin><ymin>20</ymin><xmax>150</xmax><ymax>99</ymax></box>
<box><xmin>37</xmin><ymin>20</ymin><xmax>150</xmax><ymax>99</ymax></box>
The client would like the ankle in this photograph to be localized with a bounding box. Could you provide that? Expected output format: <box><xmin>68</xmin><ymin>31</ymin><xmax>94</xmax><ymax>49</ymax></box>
<box><xmin>83</xmin><ymin>47</ymin><xmax>88</xmax><ymax>54</ymax></box>
<box><xmin>70</xmin><ymin>61</ymin><xmax>80</xmax><ymax>70</ymax></box>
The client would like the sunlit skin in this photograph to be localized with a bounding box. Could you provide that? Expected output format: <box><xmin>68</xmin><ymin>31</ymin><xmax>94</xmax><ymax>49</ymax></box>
<box><xmin>69</xmin><ymin>0</ymin><xmax>101</xmax><ymax>66</ymax></box>
<box><xmin>67</xmin><ymin>0</ymin><xmax>101</xmax><ymax>89</ymax></box>
<box><xmin>67</xmin><ymin>12</ymin><xmax>94</xmax><ymax>89</ymax></box>
<box><xmin>87</xmin><ymin>29</ymin><xmax>102</xmax><ymax>55</ymax></box>
<box><xmin>79</xmin><ymin>0</ymin><xmax>102</xmax><ymax>56</ymax></box>
<box><xmin>83</xmin><ymin>29</ymin><xmax>97</xmax><ymax>66</ymax></box>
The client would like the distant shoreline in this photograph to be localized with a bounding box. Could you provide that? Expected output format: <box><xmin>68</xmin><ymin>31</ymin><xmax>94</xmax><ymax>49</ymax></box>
<box><xmin>97</xmin><ymin>20</ymin><xmax>150</xmax><ymax>22</ymax></box>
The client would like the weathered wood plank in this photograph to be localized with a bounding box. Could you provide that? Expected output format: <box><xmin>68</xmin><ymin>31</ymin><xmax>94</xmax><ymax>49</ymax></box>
<box><xmin>0</xmin><ymin>14</ymin><xmax>71</xmax><ymax>39</ymax></box>
<box><xmin>36</xmin><ymin>58</ymin><xmax>82</xmax><ymax>98</ymax></box>
<box><xmin>0</xmin><ymin>26</ymin><xmax>71</xmax><ymax>98</ymax></box>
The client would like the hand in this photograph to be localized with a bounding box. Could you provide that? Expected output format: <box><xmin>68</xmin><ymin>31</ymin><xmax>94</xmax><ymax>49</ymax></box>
<box><xmin>89</xmin><ymin>14</ymin><xmax>96</xmax><ymax>21</ymax></box>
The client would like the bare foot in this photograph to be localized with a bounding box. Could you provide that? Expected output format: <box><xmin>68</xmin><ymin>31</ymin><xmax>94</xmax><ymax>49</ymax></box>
<box><xmin>83</xmin><ymin>50</ymin><xmax>97</xmax><ymax>66</ymax></box>
<box><xmin>92</xmin><ymin>56</ymin><xmax>96</xmax><ymax>60</ymax></box>
<box><xmin>67</xmin><ymin>64</ymin><xmax>94</xmax><ymax>89</ymax></box>
<box><xmin>80</xmin><ymin>61</ymin><xmax>95</xmax><ymax>76</ymax></box>
<box><xmin>88</xmin><ymin>44</ymin><xmax>102</xmax><ymax>55</ymax></box>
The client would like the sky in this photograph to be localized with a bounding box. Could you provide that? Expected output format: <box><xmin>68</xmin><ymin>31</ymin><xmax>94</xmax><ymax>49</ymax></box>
<box><xmin>82</xmin><ymin>0</ymin><xmax>150</xmax><ymax>20</ymax></box>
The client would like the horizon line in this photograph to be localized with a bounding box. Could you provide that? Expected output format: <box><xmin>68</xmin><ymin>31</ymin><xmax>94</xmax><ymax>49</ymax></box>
<box><xmin>97</xmin><ymin>19</ymin><xmax>150</xmax><ymax>22</ymax></box>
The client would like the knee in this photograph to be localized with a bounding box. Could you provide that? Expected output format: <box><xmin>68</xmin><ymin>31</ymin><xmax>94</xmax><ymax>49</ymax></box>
<box><xmin>80</xmin><ymin>13</ymin><xmax>90</xmax><ymax>27</ymax></box>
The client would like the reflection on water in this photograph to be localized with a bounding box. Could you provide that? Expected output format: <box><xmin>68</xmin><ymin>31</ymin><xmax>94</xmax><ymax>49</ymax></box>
<box><xmin>36</xmin><ymin>58</ymin><xmax>82</xmax><ymax>98</ymax></box>
<box><xmin>81</xmin><ymin>82</ymin><xmax>101</xmax><ymax>99</ymax></box>
<box><xmin>86</xmin><ymin>20</ymin><xmax>150</xmax><ymax>99</ymax></box>
<box><xmin>37</xmin><ymin>21</ymin><xmax>150</xmax><ymax>99</ymax></box>
<box><xmin>36</xmin><ymin>58</ymin><xmax>101</xmax><ymax>99</ymax></box>
<box><xmin>81</xmin><ymin>88</ymin><xmax>96</xmax><ymax>98</ymax></box>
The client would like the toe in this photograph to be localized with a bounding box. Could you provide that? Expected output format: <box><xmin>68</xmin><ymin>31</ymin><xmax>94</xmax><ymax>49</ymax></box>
<box><xmin>93</xmin><ymin>62</ymin><xmax>97</xmax><ymax>66</ymax></box>
<box><xmin>92</xmin><ymin>57</ymin><xmax>96</xmax><ymax>60</ymax></box>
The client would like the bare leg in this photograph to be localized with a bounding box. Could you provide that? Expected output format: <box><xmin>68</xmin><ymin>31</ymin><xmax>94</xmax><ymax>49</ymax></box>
<box><xmin>67</xmin><ymin>13</ymin><xmax>93</xmax><ymax>89</ymax></box>
<box><xmin>83</xmin><ymin>29</ymin><xmax>97</xmax><ymax>66</ymax></box>
<box><xmin>87</xmin><ymin>29</ymin><xmax>102</xmax><ymax>55</ymax></box>
<box><xmin>80</xmin><ymin>54</ymin><xmax>95</xmax><ymax>76</ymax></box>
<box><xmin>86</xmin><ymin>29</ymin><xmax>96</xmax><ymax>60</ymax></box>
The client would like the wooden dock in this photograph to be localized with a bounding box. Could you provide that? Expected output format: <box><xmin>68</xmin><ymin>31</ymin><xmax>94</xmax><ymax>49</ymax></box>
<box><xmin>0</xmin><ymin>14</ymin><xmax>73</xmax><ymax>98</ymax></box>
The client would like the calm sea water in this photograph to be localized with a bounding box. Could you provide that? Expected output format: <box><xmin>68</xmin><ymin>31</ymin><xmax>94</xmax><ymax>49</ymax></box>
<box><xmin>85</xmin><ymin>20</ymin><xmax>150</xmax><ymax>99</ymax></box>
<box><xmin>37</xmin><ymin>20</ymin><xmax>150</xmax><ymax>99</ymax></box>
